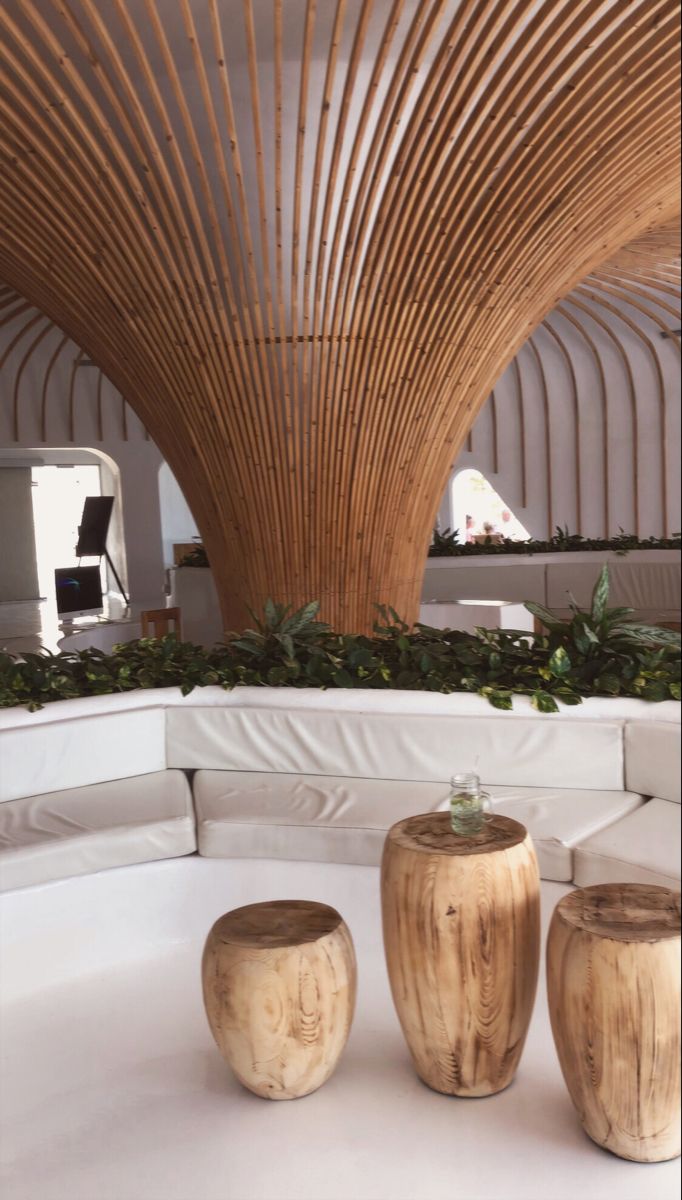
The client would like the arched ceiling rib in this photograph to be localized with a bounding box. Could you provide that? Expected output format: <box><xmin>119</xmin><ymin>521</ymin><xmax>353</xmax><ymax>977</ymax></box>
<box><xmin>0</xmin><ymin>287</ymin><xmax>146</xmax><ymax>444</ymax></box>
<box><xmin>0</xmin><ymin>0</ymin><xmax>680</xmax><ymax>630</ymax></box>
<box><xmin>466</xmin><ymin>224</ymin><xmax>681</xmax><ymax>540</ymax></box>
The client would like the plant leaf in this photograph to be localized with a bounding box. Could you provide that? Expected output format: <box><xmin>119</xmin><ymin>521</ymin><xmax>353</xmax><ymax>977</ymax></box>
<box><xmin>523</xmin><ymin>601</ymin><xmax>566</xmax><ymax>632</ymax></box>
<box><xmin>548</xmin><ymin>646</ymin><xmax>571</xmax><ymax>677</ymax></box>
<box><xmin>590</xmin><ymin>565</ymin><xmax>610</xmax><ymax>623</ymax></box>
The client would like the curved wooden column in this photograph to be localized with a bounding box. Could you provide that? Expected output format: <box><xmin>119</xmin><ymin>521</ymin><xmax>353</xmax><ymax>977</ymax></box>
<box><xmin>0</xmin><ymin>2</ymin><xmax>680</xmax><ymax>630</ymax></box>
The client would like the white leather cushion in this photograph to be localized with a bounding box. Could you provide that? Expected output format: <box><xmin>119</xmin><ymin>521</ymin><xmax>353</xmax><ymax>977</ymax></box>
<box><xmin>168</xmin><ymin>708</ymin><xmax>625</xmax><ymax>790</ymax></box>
<box><xmin>546</xmin><ymin>560</ymin><xmax>681</xmax><ymax>613</ymax></box>
<box><xmin>0</xmin><ymin>770</ymin><xmax>195</xmax><ymax>892</ymax></box>
<box><xmin>422</xmin><ymin>561</ymin><xmax>547</xmax><ymax>603</ymax></box>
<box><xmin>0</xmin><ymin>708</ymin><xmax>167</xmax><ymax>803</ymax></box>
<box><xmin>193</xmin><ymin>771</ymin><xmax>642</xmax><ymax>880</ymax></box>
<box><xmin>573</xmin><ymin>798</ymin><xmax>681</xmax><ymax>890</ymax></box>
<box><xmin>194</xmin><ymin>772</ymin><xmax>449</xmax><ymax>867</ymax></box>
<box><xmin>481</xmin><ymin>786</ymin><xmax>643</xmax><ymax>882</ymax></box>
<box><xmin>625</xmin><ymin>722</ymin><xmax>681</xmax><ymax>804</ymax></box>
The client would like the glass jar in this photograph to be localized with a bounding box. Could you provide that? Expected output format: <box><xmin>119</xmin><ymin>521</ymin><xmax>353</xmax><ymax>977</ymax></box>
<box><xmin>449</xmin><ymin>772</ymin><xmax>492</xmax><ymax>836</ymax></box>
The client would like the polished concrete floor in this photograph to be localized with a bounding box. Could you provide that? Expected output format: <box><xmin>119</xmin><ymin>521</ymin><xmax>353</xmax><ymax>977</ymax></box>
<box><xmin>0</xmin><ymin>595</ymin><xmax>147</xmax><ymax>656</ymax></box>
<box><xmin>1</xmin><ymin>858</ymin><xmax>679</xmax><ymax>1200</ymax></box>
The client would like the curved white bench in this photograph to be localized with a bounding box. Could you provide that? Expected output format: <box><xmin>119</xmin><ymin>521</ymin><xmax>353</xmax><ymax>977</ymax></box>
<box><xmin>0</xmin><ymin>687</ymin><xmax>679</xmax><ymax>892</ymax></box>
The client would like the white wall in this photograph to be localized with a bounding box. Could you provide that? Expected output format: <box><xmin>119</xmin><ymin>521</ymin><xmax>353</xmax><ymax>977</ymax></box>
<box><xmin>158</xmin><ymin>462</ymin><xmax>200</xmax><ymax>567</ymax></box>
<box><xmin>0</xmin><ymin>315</ymin><xmax>167</xmax><ymax>605</ymax></box>
<box><xmin>441</xmin><ymin>283</ymin><xmax>681</xmax><ymax>540</ymax></box>
<box><xmin>0</xmin><ymin>468</ymin><xmax>40</xmax><ymax>601</ymax></box>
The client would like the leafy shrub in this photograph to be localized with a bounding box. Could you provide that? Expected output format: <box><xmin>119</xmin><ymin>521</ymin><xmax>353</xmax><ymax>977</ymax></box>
<box><xmin>428</xmin><ymin>525</ymin><xmax>681</xmax><ymax>557</ymax></box>
<box><xmin>176</xmin><ymin>528</ymin><xmax>681</xmax><ymax>567</ymax></box>
<box><xmin>1</xmin><ymin>568</ymin><xmax>678</xmax><ymax>712</ymax></box>
<box><xmin>176</xmin><ymin>544</ymin><xmax>209</xmax><ymax>567</ymax></box>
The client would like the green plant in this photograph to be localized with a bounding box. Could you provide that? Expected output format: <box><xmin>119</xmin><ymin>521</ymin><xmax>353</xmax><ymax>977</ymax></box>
<box><xmin>0</xmin><ymin>568</ymin><xmax>678</xmax><ymax>712</ymax></box>
<box><xmin>218</xmin><ymin>600</ymin><xmax>340</xmax><ymax>687</ymax></box>
<box><xmin>430</xmin><ymin>527</ymin><xmax>461</xmax><ymax>554</ymax></box>
<box><xmin>427</xmin><ymin>526</ymin><xmax>681</xmax><ymax>557</ymax></box>
<box><xmin>175</xmin><ymin>529</ymin><xmax>681</xmax><ymax>565</ymax></box>
<box><xmin>176</xmin><ymin>544</ymin><xmax>209</xmax><ymax>568</ymax></box>
<box><xmin>525</xmin><ymin>565</ymin><xmax>681</xmax><ymax>705</ymax></box>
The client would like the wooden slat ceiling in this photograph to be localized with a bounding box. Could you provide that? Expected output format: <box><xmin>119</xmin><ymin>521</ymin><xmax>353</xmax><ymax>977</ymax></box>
<box><xmin>0</xmin><ymin>1</ymin><xmax>680</xmax><ymax>631</ymax></box>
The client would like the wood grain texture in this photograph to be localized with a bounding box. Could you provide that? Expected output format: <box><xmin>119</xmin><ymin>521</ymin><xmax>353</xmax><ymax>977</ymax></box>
<box><xmin>140</xmin><ymin>607</ymin><xmax>182</xmax><ymax>639</ymax></box>
<box><xmin>547</xmin><ymin>883</ymin><xmax>681</xmax><ymax>1163</ymax></box>
<box><xmin>381</xmin><ymin>812</ymin><xmax>540</xmax><ymax>1097</ymax></box>
<box><xmin>0</xmin><ymin>2</ymin><xmax>679</xmax><ymax>629</ymax></box>
<box><xmin>202</xmin><ymin>900</ymin><xmax>356</xmax><ymax>1100</ymax></box>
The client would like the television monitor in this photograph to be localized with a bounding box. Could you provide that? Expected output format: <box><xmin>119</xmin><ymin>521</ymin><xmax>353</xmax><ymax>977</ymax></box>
<box><xmin>75</xmin><ymin>496</ymin><xmax>114</xmax><ymax>557</ymax></box>
<box><xmin>55</xmin><ymin>566</ymin><xmax>104</xmax><ymax>620</ymax></box>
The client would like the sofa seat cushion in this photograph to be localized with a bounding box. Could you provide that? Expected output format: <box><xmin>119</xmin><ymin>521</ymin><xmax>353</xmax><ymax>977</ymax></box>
<box><xmin>0</xmin><ymin>770</ymin><xmax>195</xmax><ymax>892</ymax></box>
<box><xmin>193</xmin><ymin>771</ymin><xmax>643</xmax><ymax>880</ymax></box>
<box><xmin>573</xmin><ymin>798</ymin><xmax>681</xmax><ymax>890</ymax></box>
<box><xmin>482</xmin><ymin>785</ymin><xmax>643</xmax><ymax>881</ymax></box>
<box><xmin>194</xmin><ymin>771</ymin><xmax>449</xmax><ymax>867</ymax></box>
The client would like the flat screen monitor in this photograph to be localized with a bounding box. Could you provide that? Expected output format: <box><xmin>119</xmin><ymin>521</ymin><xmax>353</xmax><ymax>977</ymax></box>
<box><xmin>55</xmin><ymin>566</ymin><xmax>104</xmax><ymax>619</ymax></box>
<box><xmin>75</xmin><ymin>496</ymin><xmax>114</xmax><ymax>557</ymax></box>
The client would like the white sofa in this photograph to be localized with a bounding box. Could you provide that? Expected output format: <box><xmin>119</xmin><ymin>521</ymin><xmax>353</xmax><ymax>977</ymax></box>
<box><xmin>423</xmin><ymin>550</ymin><xmax>681</xmax><ymax>624</ymax></box>
<box><xmin>0</xmin><ymin>687</ymin><xmax>679</xmax><ymax>892</ymax></box>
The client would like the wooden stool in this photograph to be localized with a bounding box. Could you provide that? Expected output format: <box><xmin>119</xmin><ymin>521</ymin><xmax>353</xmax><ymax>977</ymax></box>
<box><xmin>140</xmin><ymin>606</ymin><xmax>182</xmax><ymax>638</ymax></box>
<box><xmin>381</xmin><ymin>812</ymin><xmax>540</xmax><ymax>1096</ymax></box>
<box><xmin>202</xmin><ymin>900</ymin><xmax>356</xmax><ymax>1100</ymax></box>
<box><xmin>547</xmin><ymin>883</ymin><xmax>681</xmax><ymax>1162</ymax></box>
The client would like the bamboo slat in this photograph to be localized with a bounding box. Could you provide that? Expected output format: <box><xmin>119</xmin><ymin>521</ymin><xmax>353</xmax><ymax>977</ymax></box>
<box><xmin>0</xmin><ymin>1</ymin><xmax>679</xmax><ymax>629</ymax></box>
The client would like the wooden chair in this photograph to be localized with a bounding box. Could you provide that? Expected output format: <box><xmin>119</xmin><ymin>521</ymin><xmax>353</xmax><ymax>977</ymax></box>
<box><xmin>140</xmin><ymin>606</ymin><xmax>182</xmax><ymax>639</ymax></box>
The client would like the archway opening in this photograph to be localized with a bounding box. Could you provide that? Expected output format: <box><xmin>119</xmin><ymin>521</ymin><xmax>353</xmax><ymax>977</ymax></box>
<box><xmin>31</xmin><ymin>464</ymin><xmax>105</xmax><ymax>604</ymax></box>
<box><xmin>451</xmin><ymin>469</ymin><xmax>530</xmax><ymax>545</ymax></box>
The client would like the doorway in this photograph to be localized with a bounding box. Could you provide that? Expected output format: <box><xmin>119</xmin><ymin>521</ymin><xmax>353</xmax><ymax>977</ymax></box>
<box><xmin>31</xmin><ymin>464</ymin><xmax>106</xmax><ymax>603</ymax></box>
<box><xmin>451</xmin><ymin>469</ymin><xmax>530</xmax><ymax>544</ymax></box>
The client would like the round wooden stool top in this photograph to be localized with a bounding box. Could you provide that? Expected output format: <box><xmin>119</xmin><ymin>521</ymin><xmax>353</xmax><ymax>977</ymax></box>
<box><xmin>208</xmin><ymin>899</ymin><xmax>344</xmax><ymax>949</ymax></box>
<box><xmin>554</xmin><ymin>883</ymin><xmax>681</xmax><ymax>943</ymax></box>
<box><xmin>386</xmin><ymin>811</ymin><xmax>527</xmax><ymax>856</ymax></box>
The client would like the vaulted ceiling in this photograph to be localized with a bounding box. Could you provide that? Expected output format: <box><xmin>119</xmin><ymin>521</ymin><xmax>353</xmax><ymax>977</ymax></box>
<box><xmin>1</xmin><ymin>1</ymin><xmax>680</xmax><ymax>629</ymax></box>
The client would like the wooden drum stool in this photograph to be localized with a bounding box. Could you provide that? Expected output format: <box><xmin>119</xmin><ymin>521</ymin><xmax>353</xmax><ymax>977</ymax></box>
<box><xmin>381</xmin><ymin>812</ymin><xmax>540</xmax><ymax>1096</ymax></box>
<box><xmin>547</xmin><ymin>883</ymin><xmax>681</xmax><ymax>1162</ymax></box>
<box><xmin>202</xmin><ymin>900</ymin><xmax>356</xmax><ymax>1100</ymax></box>
<box><xmin>549</xmin><ymin>888</ymin><xmax>682</xmax><ymax>1156</ymax></box>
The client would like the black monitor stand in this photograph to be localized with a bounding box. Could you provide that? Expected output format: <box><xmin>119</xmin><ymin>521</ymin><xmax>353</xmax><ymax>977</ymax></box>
<box><xmin>102</xmin><ymin>550</ymin><xmax>129</xmax><ymax>608</ymax></box>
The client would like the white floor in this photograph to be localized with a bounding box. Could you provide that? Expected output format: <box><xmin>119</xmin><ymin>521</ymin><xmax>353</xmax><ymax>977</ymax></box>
<box><xmin>0</xmin><ymin>594</ymin><xmax>163</xmax><ymax>656</ymax></box>
<box><xmin>0</xmin><ymin>858</ymin><xmax>679</xmax><ymax>1200</ymax></box>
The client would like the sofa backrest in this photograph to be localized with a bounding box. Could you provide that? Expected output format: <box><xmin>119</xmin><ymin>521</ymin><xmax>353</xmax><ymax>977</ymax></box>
<box><xmin>2</xmin><ymin>686</ymin><xmax>679</xmax><ymax>803</ymax></box>
<box><xmin>165</xmin><ymin>705</ymin><xmax>626</xmax><ymax>790</ymax></box>
<box><xmin>0</xmin><ymin>706</ymin><xmax>166</xmax><ymax>803</ymax></box>
<box><xmin>624</xmin><ymin>722</ymin><xmax>681</xmax><ymax>804</ymax></box>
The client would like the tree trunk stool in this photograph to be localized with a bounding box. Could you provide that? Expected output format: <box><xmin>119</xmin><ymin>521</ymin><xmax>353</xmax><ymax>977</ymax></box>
<box><xmin>202</xmin><ymin>900</ymin><xmax>356</xmax><ymax>1100</ymax></box>
<box><xmin>381</xmin><ymin>812</ymin><xmax>540</xmax><ymax>1097</ymax></box>
<box><xmin>547</xmin><ymin>883</ymin><xmax>681</xmax><ymax>1162</ymax></box>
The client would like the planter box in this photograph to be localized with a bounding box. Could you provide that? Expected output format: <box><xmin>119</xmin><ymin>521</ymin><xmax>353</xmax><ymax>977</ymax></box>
<box><xmin>169</xmin><ymin>567</ymin><xmax>224</xmax><ymax>646</ymax></box>
<box><xmin>169</xmin><ymin>553</ymin><xmax>681</xmax><ymax>645</ymax></box>
<box><xmin>423</xmin><ymin>550</ymin><xmax>680</xmax><ymax>619</ymax></box>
